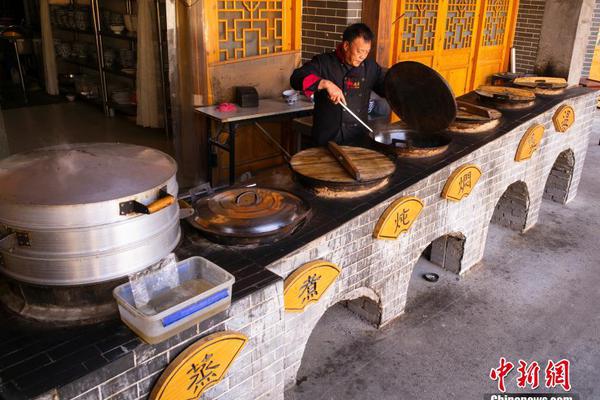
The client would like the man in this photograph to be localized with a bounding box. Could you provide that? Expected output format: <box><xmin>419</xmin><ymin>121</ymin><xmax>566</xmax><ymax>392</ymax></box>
<box><xmin>290</xmin><ymin>23</ymin><xmax>386</xmax><ymax>146</ymax></box>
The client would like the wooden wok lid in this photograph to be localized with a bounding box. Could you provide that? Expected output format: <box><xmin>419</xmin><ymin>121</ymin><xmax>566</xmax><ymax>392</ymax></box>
<box><xmin>475</xmin><ymin>85</ymin><xmax>536</xmax><ymax>102</ymax></box>
<box><xmin>513</xmin><ymin>76</ymin><xmax>567</xmax><ymax>89</ymax></box>
<box><xmin>290</xmin><ymin>146</ymin><xmax>395</xmax><ymax>185</ymax></box>
<box><xmin>384</xmin><ymin>61</ymin><xmax>457</xmax><ymax>133</ymax></box>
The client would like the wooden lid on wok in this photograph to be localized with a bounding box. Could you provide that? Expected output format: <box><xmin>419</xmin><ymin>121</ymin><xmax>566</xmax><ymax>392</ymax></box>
<box><xmin>384</xmin><ymin>61</ymin><xmax>457</xmax><ymax>133</ymax></box>
<box><xmin>290</xmin><ymin>145</ymin><xmax>395</xmax><ymax>186</ymax></box>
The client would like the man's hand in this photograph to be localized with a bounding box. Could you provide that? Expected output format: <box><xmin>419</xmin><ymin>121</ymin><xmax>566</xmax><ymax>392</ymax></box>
<box><xmin>318</xmin><ymin>79</ymin><xmax>346</xmax><ymax>105</ymax></box>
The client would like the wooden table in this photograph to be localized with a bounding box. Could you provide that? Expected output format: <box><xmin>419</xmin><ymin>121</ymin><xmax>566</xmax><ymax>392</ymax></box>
<box><xmin>195</xmin><ymin>98</ymin><xmax>314</xmax><ymax>185</ymax></box>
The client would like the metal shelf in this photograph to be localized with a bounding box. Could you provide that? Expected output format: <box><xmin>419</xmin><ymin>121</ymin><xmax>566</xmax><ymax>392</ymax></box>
<box><xmin>103</xmin><ymin>67</ymin><xmax>136</xmax><ymax>79</ymax></box>
<box><xmin>52</xmin><ymin>26</ymin><xmax>95</xmax><ymax>36</ymax></box>
<box><xmin>99</xmin><ymin>30</ymin><xmax>137</xmax><ymax>41</ymax></box>
<box><xmin>59</xmin><ymin>57</ymin><xmax>99</xmax><ymax>70</ymax></box>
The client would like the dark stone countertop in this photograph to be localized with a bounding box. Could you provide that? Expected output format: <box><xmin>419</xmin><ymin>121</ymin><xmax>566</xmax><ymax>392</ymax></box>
<box><xmin>0</xmin><ymin>87</ymin><xmax>594</xmax><ymax>400</ymax></box>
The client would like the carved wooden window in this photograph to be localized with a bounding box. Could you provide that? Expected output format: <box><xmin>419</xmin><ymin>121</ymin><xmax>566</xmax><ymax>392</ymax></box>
<box><xmin>443</xmin><ymin>0</ymin><xmax>478</xmax><ymax>49</ymax></box>
<box><xmin>400</xmin><ymin>0</ymin><xmax>440</xmax><ymax>53</ymax></box>
<box><xmin>214</xmin><ymin>0</ymin><xmax>296</xmax><ymax>62</ymax></box>
<box><xmin>482</xmin><ymin>0</ymin><xmax>510</xmax><ymax>46</ymax></box>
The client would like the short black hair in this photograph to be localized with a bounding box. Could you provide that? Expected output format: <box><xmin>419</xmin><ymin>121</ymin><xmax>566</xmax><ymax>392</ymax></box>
<box><xmin>342</xmin><ymin>23</ymin><xmax>374</xmax><ymax>43</ymax></box>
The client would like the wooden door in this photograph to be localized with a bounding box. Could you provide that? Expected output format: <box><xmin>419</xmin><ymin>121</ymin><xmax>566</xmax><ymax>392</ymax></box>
<box><xmin>391</xmin><ymin>0</ymin><xmax>518</xmax><ymax>95</ymax></box>
<box><xmin>471</xmin><ymin>0</ymin><xmax>519</xmax><ymax>88</ymax></box>
<box><xmin>434</xmin><ymin>0</ymin><xmax>482</xmax><ymax>96</ymax></box>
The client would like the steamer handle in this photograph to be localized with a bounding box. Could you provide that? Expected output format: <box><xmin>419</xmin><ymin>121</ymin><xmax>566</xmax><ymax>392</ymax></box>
<box><xmin>147</xmin><ymin>194</ymin><xmax>176</xmax><ymax>214</ymax></box>
<box><xmin>119</xmin><ymin>190</ymin><xmax>176</xmax><ymax>216</ymax></box>
<box><xmin>0</xmin><ymin>233</ymin><xmax>16</xmax><ymax>251</ymax></box>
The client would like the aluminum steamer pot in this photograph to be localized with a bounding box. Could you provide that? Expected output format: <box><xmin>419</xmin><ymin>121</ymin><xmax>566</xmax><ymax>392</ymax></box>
<box><xmin>0</xmin><ymin>143</ymin><xmax>181</xmax><ymax>286</ymax></box>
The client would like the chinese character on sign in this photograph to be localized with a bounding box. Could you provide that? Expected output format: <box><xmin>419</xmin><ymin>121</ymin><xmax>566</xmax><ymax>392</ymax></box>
<box><xmin>490</xmin><ymin>357</ymin><xmax>514</xmax><ymax>392</ymax></box>
<box><xmin>459</xmin><ymin>171</ymin><xmax>472</xmax><ymax>194</ymax></box>
<box><xmin>545</xmin><ymin>359</ymin><xmax>571</xmax><ymax>391</ymax></box>
<box><xmin>395</xmin><ymin>208</ymin><xmax>410</xmax><ymax>232</ymax></box>
<box><xmin>516</xmin><ymin>360</ymin><xmax>540</xmax><ymax>389</ymax></box>
<box><xmin>186</xmin><ymin>353</ymin><xmax>220</xmax><ymax>395</ymax></box>
<box><xmin>298</xmin><ymin>273</ymin><xmax>321</xmax><ymax>304</ymax></box>
<box><xmin>527</xmin><ymin>133</ymin><xmax>539</xmax><ymax>153</ymax></box>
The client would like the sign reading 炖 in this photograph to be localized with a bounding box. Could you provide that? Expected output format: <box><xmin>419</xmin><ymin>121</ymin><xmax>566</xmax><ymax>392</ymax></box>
<box><xmin>284</xmin><ymin>260</ymin><xmax>341</xmax><ymax>312</ymax></box>
<box><xmin>515</xmin><ymin>124</ymin><xmax>545</xmax><ymax>162</ymax></box>
<box><xmin>150</xmin><ymin>332</ymin><xmax>247</xmax><ymax>400</ymax></box>
<box><xmin>373</xmin><ymin>196</ymin><xmax>424</xmax><ymax>240</ymax></box>
<box><xmin>552</xmin><ymin>104</ymin><xmax>575</xmax><ymax>133</ymax></box>
<box><xmin>441</xmin><ymin>164</ymin><xmax>482</xmax><ymax>201</ymax></box>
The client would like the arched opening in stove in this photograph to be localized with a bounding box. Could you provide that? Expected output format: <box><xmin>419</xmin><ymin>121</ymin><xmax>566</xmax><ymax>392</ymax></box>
<box><xmin>490</xmin><ymin>181</ymin><xmax>530</xmax><ymax>232</ymax></box>
<box><xmin>285</xmin><ymin>287</ymin><xmax>381</xmax><ymax>396</ymax></box>
<box><xmin>405</xmin><ymin>233</ymin><xmax>466</xmax><ymax>312</ymax></box>
<box><xmin>543</xmin><ymin>149</ymin><xmax>575</xmax><ymax>205</ymax></box>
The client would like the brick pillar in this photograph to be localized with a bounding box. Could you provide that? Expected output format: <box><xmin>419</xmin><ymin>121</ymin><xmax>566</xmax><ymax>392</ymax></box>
<box><xmin>301</xmin><ymin>0</ymin><xmax>363</xmax><ymax>63</ymax></box>
<box><xmin>581</xmin><ymin>0</ymin><xmax>600</xmax><ymax>78</ymax></box>
<box><xmin>535</xmin><ymin>0</ymin><xmax>595</xmax><ymax>84</ymax></box>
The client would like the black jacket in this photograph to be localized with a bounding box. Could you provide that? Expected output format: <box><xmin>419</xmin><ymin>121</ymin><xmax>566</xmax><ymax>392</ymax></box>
<box><xmin>290</xmin><ymin>49</ymin><xmax>387</xmax><ymax>146</ymax></box>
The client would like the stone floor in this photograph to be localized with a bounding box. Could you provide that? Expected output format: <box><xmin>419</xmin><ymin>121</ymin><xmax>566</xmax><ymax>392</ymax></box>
<box><xmin>1</xmin><ymin>102</ymin><xmax>172</xmax><ymax>157</ymax></box>
<box><xmin>287</xmin><ymin>115</ymin><xmax>600</xmax><ymax>399</ymax></box>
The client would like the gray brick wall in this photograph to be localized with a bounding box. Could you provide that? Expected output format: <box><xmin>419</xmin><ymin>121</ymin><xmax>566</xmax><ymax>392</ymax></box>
<box><xmin>581</xmin><ymin>0</ymin><xmax>600</xmax><ymax>77</ymax></box>
<box><xmin>491</xmin><ymin>181</ymin><xmax>530</xmax><ymax>231</ymax></box>
<box><xmin>543</xmin><ymin>149</ymin><xmax>575</xmax><ymax>203</ymax></box>
<box><xmin>301</xmin><ymin>0</ymin><xmax>363</xmax><ymax>63</ymax></box>
<box><xmin>513</xmin><ymin>0</ymin><xmax>546</xmax><ymax>74</ymax></box>
<box><xmin>266</xmin><ymin>91</ymin><xmax>596</xmax><ymax>389</ymax></box>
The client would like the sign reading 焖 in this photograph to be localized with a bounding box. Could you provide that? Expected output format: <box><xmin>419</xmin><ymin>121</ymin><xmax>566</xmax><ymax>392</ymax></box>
<box><xmin>150</xmin><ymin>332</ymin><xmax>247</xmax><ymax>400</ymax></box>
<box><xmin>284</xmin><ymin>260</ymin><xmax>341</xmax><ymax>312</ymax></box>
<box><xmin>441</xmin><ymin>164</ymin><xmax>482</xmax><ymax>201</ymax></box>
<box><xmin>373</xmin><ymin>196</ymin><xmax>424</xmax><ymax>239</ymax></box>
<box><xmin>552</xmin><ymin>104</ymin><xmax>575</xmax><ymax>133</ymax></box>
<box><xmin>515</xmin><ymin>124</ymin><xmax>545</xmax><ymax>162</ymax></box>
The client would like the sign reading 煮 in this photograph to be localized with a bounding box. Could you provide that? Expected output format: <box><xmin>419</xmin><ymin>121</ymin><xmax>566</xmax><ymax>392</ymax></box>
<box><xmin>284</xmin><ymin>260</ymin><xmax>341</xmax><ymax>312</ymax></box>
<box><xmin>150</xmin><ymin>332</ymin><xmax>247</xmax><ymax>400</ymax></box>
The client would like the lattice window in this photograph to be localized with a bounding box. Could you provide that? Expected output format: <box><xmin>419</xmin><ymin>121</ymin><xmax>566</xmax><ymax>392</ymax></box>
<box><xmin>482</xmin><ymin>0</ymin><xmax>510</xmax><ymax>46</ymax></box>
<box><xmin>218</xmin><ymin>0</ymin><xmax>285</xmax><ymax>62</ymax></box>
<box><xmin>400</xmin><ymin>0</ymin><xmax>439</xmax><ymax>53</ymax></box>
<box><xmin>443</xmin><ymin>0</ymin><xmax>477</xmax><ymax>49</ymax></box>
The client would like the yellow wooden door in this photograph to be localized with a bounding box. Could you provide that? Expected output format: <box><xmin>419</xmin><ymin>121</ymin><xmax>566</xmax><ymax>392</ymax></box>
<box><xmin>434</xmin><ymin>0</ymin><xmax>482</xmax><ymax>96</ymax></box>
<box><xmin>391</xmin><ymin>0</ymin><xmax>518</xmax><ymax>95</ymax></box>
<box><xmin>471</xmin><ymin>0</ymin><xmax>519</xmax><ymax>88</ymax></box>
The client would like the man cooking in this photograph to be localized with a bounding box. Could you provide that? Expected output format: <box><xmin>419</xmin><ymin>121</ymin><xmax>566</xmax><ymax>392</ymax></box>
<box><xmin>290</xmin><ymin>23</ymin><xmax>387</xmax><ymax>146</ymax></box>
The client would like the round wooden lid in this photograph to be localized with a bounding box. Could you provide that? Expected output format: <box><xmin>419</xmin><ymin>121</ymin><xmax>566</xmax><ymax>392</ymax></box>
<box><xmin>384</xmin><ymin>61</ymin><xmax>457</xmax><ymax>133</ymax></box>
<box><xmin>513</xmin><ymin>76</ymin><xmax>568</xmax><ymax>89</ymax></box>
<box><xmin>475</xmin><ymin>85</ymin><xmax>536</xmax><ymax>101</ymax></box>
<box><xmin>290</xmin><ymin>146</ymin><xmax>395</xmax><ymax>184</ymax></box>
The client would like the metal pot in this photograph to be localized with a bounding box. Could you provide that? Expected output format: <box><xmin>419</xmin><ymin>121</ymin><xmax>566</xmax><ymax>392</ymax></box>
<box><xmin>0</xmin><ymin>143</ymin><xmax>181</xmax><ymax>286</ymax></box>
<box><xmin>370</xmin><ymin>124</ymin><xmax>451</xmax><ymax>158</ymax></box>
<box><xmin>189</xmin><ymin>187</ymin><xmax>310</xmax><ymax>246</ymax></box>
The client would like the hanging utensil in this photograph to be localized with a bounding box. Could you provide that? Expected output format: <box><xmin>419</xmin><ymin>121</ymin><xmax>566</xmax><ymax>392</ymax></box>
<box><xmin>339</xmin><ymin>102</ymin><xmax>373</xmax><ymax>133</ymax></box>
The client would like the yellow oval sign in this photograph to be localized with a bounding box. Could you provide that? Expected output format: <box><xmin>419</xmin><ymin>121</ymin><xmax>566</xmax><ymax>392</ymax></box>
<box><xmin>441</xmin><ymin>164</ymin><xmax>482</xmax><ymax>201</ymax></box>
<box><xmin>552</xmin><ymin>104</ymin><xmax>575</xmax><ymax>133</ymax></box>
<box><xmin>150</xmin><ymin>332</ymin><xmax>248</xmax><ymax>400</ymax></box>
<box><xmin>515</xmin><ymin>124</ymin><xmax>545</xmax><ymax>162</ymax></box>
<box><xmin>373</xmin><ymin>196</ymin><xmax>424</xmax><ymax>240</ymax></box>
<box><xmin>284</xmin><ymin>260</ymin><xmax>341</xmax><ymax>312</ymax></box>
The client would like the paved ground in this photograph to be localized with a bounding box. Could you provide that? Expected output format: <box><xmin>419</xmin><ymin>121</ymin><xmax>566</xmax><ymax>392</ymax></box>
<box><xmin>286</xmin><ymin>115</ymin><xmax>600</xmax><ymax>400</ymax></box>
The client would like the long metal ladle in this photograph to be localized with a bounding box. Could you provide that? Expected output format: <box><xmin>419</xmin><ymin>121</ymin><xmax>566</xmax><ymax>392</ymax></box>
<box><xmin>339</xmin><ymin>101</ymin><xmax>373</xmax><ymax>133</ymax></box>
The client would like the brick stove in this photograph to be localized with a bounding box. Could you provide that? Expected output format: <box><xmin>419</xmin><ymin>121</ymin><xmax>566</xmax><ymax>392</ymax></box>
<box><xmin>0</xmin><ymin>88</ymin><xmax>595</xmax><ymax>400</ymax></box>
